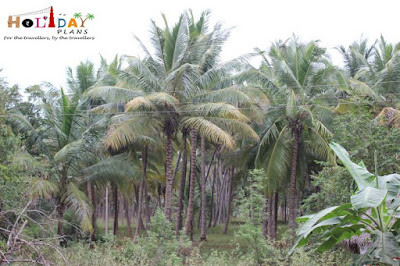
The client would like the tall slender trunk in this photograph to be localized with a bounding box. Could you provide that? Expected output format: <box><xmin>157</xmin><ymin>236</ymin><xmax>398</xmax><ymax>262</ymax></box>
<box><xmin>280</xmin><ymin>197</ymin><xmax>286</xmax><ymax>221</ymax></box>
<box><xmin>157</xmin><ymin>183</ymin><xmax>162</xmax><ymax>208</ymax></box>
<box><xmin>143</xmin><ymin>182</ymin><xmax>150</xmax><ymax>230</ymax></box>
<box><xmin>142</xmin><ymin>146</ymin><xmax>151</xmax><ymax>230</ymax></box>
<box><xmin>214</xmin><ymin>160</ymin><xmax>225</xmax><ymax>227</ymax></box>
<box><xmin>164</xmin><ymin>130</ymin><xmax>173</xmax><ymax>221</ymax></box>
<box><xmin>134</xmin><ymin>182</ymin><xmax>144</xmax><ymax>240</ymax></box>
<box><xmin>176</xmin><ymin>131</ymin><xmax>187</xmax><ymax>234</ymax></box>
<box><xmin>283</xmin><ymin>196</ymin><xmax>287</xmax><ymax>222</ymax></box>
<box><xmin>135</xmin><ymin>146</ymin><xmax>148</xmax><ymax>239</ymax></box>
<box><xmin>289</xmin><ymin>127</ymin><xmax>301</xmax><ymax>229</ymax></box>
<box><xmin>105</xmin><ymin>185</ymin><xmax>109</xmax><ymax>235</ymax></box>
<box><xmin>200</xmin><ymin>135</ymin><xmax>207</xmax><ymax>241</ymax></box>
<box><xmin>208</xmin><ymin>165</ymin><xmax>217</xmax><ymax>228</ymax></box>
<box><xmin>124</xmin><ymin>196</ymin><xmax>132</xmax><ymax>236</ymax></box>
<box><xmin>267</xmin><ymin>195</ymin><xmax>273</xmax><ymax>238</ymax></box>
<box><xmin>250</xmin><ymin>176</ymin><xmax>254</xmax><ymax>224</ymax></box>
<box><xmin>184</xmin><ymin>129</ymin><xmax>197</xmax><ymax>240</ymax></box>
<box><xmin>91</xmin><ymin>184</ymin><xmax>97</xmax><ymax>242</ymax></box>
<box><xmin>57</xmin><ymin>165</ymin><xmax>67</xmax><ymax>238</ymax></box>
<box><xmin>119</xmin><ymin>194</ymin><xmax>124</xmax><ymax>226</ymax></box>
<box><xmin>223</xmin><ymin>167</ymin><xmax>234</xmax><ymax>234</ymax></box>
<box><xmin>133</xmin><ymin>184</ymin><xmax>139</xmax><ymax>216</ymax></box>
<box><xmin>113</xmin><ymin>184</ymin><xmax>118</xmax><ymax>236</ymax></box>
<box><xmin>271</xmin><ymin>191</ymin><xmax>278</xmax><ymax>239</ymax></box>
<box><xmin>262</xmin><ymin>194</ymin><xmax>268</xmax><ymax>238</ymax></box>
<box><xmin>171</xmin><ymin>151</ymin><xmax>181</xmax><ymax>187</ymax></box>
<box><xmin>57</xmin><ymin>200</ymin><xmax>65</xmax><ymax>237</ymax></box>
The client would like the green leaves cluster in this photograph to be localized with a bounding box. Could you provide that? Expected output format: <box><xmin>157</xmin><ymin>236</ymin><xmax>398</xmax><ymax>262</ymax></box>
<box><xmin>292</xmin><ymin>142</ymin><xmax>400</xmax><ymax>265</ymax></box>
<box><xmin>236</xmin><ymin>169</ymin><xmax>266</xmax><ymax>225</ymax></box>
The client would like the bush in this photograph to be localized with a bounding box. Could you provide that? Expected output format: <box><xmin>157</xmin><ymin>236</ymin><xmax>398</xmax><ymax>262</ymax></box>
<box><xmin>232</xmin><ymin>220</ymin><xmax>351</xmax><ymax>266</ymax></box>
<box><xmin>301</xmin><ymin>164</ymin><xmax>353</xmax><ymax>214</ymax></box>
<box><xmin>52</xmin><ymin>209</ymin><xmax>192</xmax><ymax>265</ymax></box>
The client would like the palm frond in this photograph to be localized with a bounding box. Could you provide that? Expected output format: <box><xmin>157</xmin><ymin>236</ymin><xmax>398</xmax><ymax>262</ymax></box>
<box><xmin>65</xmin><ymin>182</ymin><xmax>93</xmax><ymax>232</ymax></box>
<box><xmin>86</xmin><ymin>86</ymin><xmax>144</xmax><ymax>103</ymax></box>
<box><xmin>180</xmin><ymin>116</ymin><xmax>234</xmax><ymax>148</ymax></box>
<box><xmin>183</xmin><ymin>102</ymin><xmax>249</xmax><ymax>122</ymax></box>
<box><xmin>30</xmin><ymin>178</ymin><xmax>59</xmax><ymax>199</ymax></box>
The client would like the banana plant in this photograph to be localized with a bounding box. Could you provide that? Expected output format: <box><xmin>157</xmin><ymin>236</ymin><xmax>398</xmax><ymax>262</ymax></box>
<box><xmin>290</xmin><ymin>142</ymin><xmax>400</xmax><ymax>266</ymax></box>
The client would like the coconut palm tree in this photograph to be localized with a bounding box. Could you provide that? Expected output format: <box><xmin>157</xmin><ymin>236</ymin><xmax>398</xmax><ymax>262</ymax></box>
<box><xmin>9</xmin><ymin>86</ymin><xmax>99</xmax><ymax>238</ymax></box>
<box><xmin>66</xmin><ymin>60</ymin><xmax>102</xmax><ymax>242</ymax></box>
<box><xmin>87</xmin><ymin>13</ymin><xmax>260</xmax><ymax>244</ymax></box>
<box><xmin>336</xmin><ymin>37</ymin><xmax>375</xmax><ymax>78</ymax></box>
<box><xmin>253</xmin><ymin>37</ymin><xmax>337</xmax><ymax>229</ymax></box>
<box><xmin>335</xmin><ymin>36</ymin><xmax>400</xmax><ymax>114</ymax></box>
<box><xmin>8</xmin><ymin>59</ymin><xmax>110</xmax><ymax>241</ymax></box>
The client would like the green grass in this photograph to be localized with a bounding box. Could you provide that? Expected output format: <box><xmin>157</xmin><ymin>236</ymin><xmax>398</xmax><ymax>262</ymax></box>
<box><xmin>95</xmin><ymin>216</ymin><xmax>290</xmax><ymax>256</ymax></box>
<box><xmin>192</xmin><ymin>219</ymin><xmax>244</xmax><ymax>255</ymax></box>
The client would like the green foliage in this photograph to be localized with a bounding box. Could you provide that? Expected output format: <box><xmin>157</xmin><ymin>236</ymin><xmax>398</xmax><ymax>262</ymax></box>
<box><xmin>3</xmin><ymin>14</ymin><xmax>400</xmax><ymax>266</ymax></box>
<box><xmin>0</xmin><ymin>118</ymin><xmax>18</xmax><ymax>162</ymax></box>
<box><xmin>236</xmin><ymin>169</ymin><xmax>266</xmax><ymax>225</ymax></box>
<box><xmin>292</xmin><ymin>142</ymin><xmax>400</xmax><ymax>265</ymax></box>
<box><xmin>50</xmin><ymin>209</ymin><xmax>192</xmax><ymax>265</ymax></box>
<box><xmin>301</xmin><ymin>164</ymin><xmax>353</xmax><ymax>214</ymax></box>
<box><xmin>0</xmin><ymin>164</ymin><xmax>30</xmax><ymax>210</ymax></box>
<box><xmin>233</xmin><ymin>221</ymin><xmax>350</xmax><ymax>265</ymax></box>
<box><xmin>333</xmin><ymin>109</ymin><xmax>400</xmax><ymax>175</ymax></box>
<box><xmin>233</xmin><ymin>222</ymin><xmax>272</xmax><ymax>264</ymax></box>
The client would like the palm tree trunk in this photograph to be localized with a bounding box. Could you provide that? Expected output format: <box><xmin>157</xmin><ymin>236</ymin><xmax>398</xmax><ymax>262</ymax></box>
<box><xmin>280</xmin><ymin>197</ymin><xmax>286</xmax><ymax>221</ymax></box>
<box><xmin>113</xmin><ymin>184</ymin><xmax>118</xmax><ymax>236</ymax></box>
<box><xmin>164</xmin><ymin>129</ymin><xmax>173</xmax><ymax>221</ymax></box>
<box><xmin>143</xmin><ymin>181</ymin><xmax>150</xmax><ymax>230</ymax></box>
<box><xmin>214</xmin><ymin>160</ymin><xmax>224</xmax><ymax>227</ymax></box>
<box><xmin>208</xmin><ymin>165</ymin><xmax>216</xmax><ymax>228</ymax></box>
<box><xmin>284</xmin><ymin>196</ymin><xmax>287</xmax><ymax>222</ymax></box>
<box><xmin>223</xmin><ymin>167</ymin><xmax>234</xmax><ymax>234</ymax></box>
<box><xmin>267</xmin><ymin>195</ymin><xmax>273</xmax><ymax>237</ymax></box>
<box><xmin>176</xmin><ymin>131</ymin><xmax>187</xmax><ymax>234</ymax></box>
<box><xmin>262</xmin><ymin>194</ymin><xmax>268</xmax><ymax>238</ymax></box>
<box><xmin>57</xmin><ymin>165</ymin><xmax>67</xmax><ymax>237</ymax></box>
<box><xmin>184</xmin><ymin>129</ymin><xmax>197</xmax><ymax>240</ymax></box>
<box><xmin>250</xmin><ymin>177</ymin><xmax>254</xmax><ymax>224</ymax></box>
<box><xmin>134</xmin><ymin>182</ymin><xmax>144</xmax><ymax>240</ymax></box>
<box><xmin>289</xmin><ymin>127</ymin><xmax>301</xmax><ymax>229</ymax></box>
<box><xmin>200</xmin><ymin>135</ymin><xmax>207</xmax><ymax>241</ymax></box>
<box><xmin>135</xmin><ymin>146</ymin><xmax>148</xmax><ymax>239</ymax></box>
<box><xmin>91</xmin><ymin>184</ymin><xmax>97</xmax><ymax>242</ymax></box>
<box><xmin>57</xmin><ymin>200</ymin><xmax>65</xmax><ymax>237</ymax></box>
<box><xmin>105</xmin><ymin>185</ymin><xmax>109</xmax><ymax>235</ymax></box>
<box><xmin>142</xmin><ymin>146</ymin><xmax>151</xmax><ymax>230</ymax></box>
<box><xmin>87</xmin><ymin>182</ymin><xmax>96</xmax><ymax>242</ymax></box>
<box><xmin>157</xmin><ymin>183</ymin><xmax>162</xmax><ymax>208</ymax></box>
<box><xmin>124</xmin><ymin>196</ymin><xmax>132</xmax><ymax>236</ymax></box>
<box><xmin>271</xmin><ymin>191</ymin><xmax>278</xmax><ymax>239</ymax></box>
<box><xmin>171</xmin><ymin>151</ymin><xmax>181</xmax><ymax>187</ymax></box>
<box><xmin>119</xmin><ymin>194</ymin><xmax>124</xmax><ymax>226</ymax></box>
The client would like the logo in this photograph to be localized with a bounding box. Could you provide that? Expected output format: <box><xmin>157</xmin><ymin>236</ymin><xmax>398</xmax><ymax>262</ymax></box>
<box><xmin>5</xmin><ymin>6</ymin><xmax>95</xmax><ymax>41</ymax></box>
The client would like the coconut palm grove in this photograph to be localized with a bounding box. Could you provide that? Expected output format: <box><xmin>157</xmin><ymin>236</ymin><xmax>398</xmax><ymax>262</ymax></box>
<box><xmin>1</xmin><ymin>10</ymin><xmax>400</xmax><ymax>265</ymax></box>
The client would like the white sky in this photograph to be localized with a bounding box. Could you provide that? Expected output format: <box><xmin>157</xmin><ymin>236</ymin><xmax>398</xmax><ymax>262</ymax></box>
<box><xmin>1</xmin><ymin>0</ymin><xmax>399</xmax><ymax>88</ymax></box>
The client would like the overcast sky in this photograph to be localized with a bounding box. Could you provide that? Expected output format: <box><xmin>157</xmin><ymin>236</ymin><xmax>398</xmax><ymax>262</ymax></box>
<box><xmin>1</xmin><ymin>0</ymin><xmax>399</xmax><ymax>89</ymax></box>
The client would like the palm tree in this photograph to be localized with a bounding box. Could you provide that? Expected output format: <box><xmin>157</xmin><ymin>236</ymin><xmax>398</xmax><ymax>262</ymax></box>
<box><xmin>252</xmin><ymin>37</ymin><xmax>336</xmax><ymax>230</ymax></box>
<box><xmin>87</xmin><ymin>13</ymin><xmax>259</xmax><ymax>244</ymax></box>
<box><xmin>335</xmin><ymin>36</ymin><xmax>400</xmax><ymax>114</ymax></box>
<box><xmin>73</xmin><ymin>12</ymin><xmax>94</xmax><ymax>27</ymax></box>
<box><xmin>73</xmin><ymin>12</ymin><xmax>82</xmax><ymax>19</ymax></box>
<box><xmin>9</xmin><ymin>86</ymin><xmax>97</xmax><ymax>238</ymax></box>
<box><xmin>66</xmin><ymin>61</ymin><xmax>100</xmax><ymax>242</ymax></box>
<box><xmin>336</xmin><ymin>37</ymin><xmax>375</xmax><ymax>78</ymax></box>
